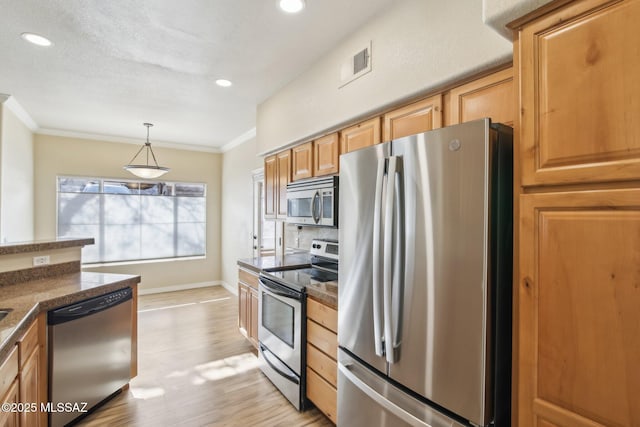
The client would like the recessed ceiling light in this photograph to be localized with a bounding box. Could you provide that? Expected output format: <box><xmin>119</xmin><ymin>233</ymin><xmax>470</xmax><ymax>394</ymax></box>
<box><xmin>21</xmin><ymin>32</ymin><xmax>53</xmax><ymax>47</ymax></box>
<box><xmin>216</xmin><ymin>79</ymin><xmax>232</xmax><ymax>88</ymax></box>
<box><xmin>279</xmin><ymin>0</ymin><xmax>306</xmax><ymax>14</ymax></box>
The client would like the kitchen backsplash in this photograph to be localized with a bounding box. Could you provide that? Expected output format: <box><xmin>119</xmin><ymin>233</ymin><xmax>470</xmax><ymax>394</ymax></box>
<box><xmin>284</xmin><ymin>224</ymin><xmax>338</xmax><ymax>251</ymax></box>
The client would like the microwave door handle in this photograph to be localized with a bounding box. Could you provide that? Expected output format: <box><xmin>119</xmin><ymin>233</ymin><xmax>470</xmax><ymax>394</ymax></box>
<box><xmin>312</xmin><ymin>191</ymin><xmax>321</xmax><ymax>224</ymax></box>
<box><xmin>383</xmin><ymin>156</ymin><xmax>396</xmax><ymax>364</ymax></box>
<box><xmin>372</xmin><ymin>158</ymin><xmax>385</xmax><ymax>358</ymax></box>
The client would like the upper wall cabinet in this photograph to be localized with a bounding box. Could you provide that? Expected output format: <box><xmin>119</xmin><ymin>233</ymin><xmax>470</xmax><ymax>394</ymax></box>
<box><xmin>382</xmin><ymin>95</ymin><xmax>442</xmax><ymax>142</ymax></box>
<box><xmin>264</xmin><ymin>150</ymin><xmax>291</xmax><ymax>220</ymax></box>
<box><xmin>313</xmin><ymin>133</ymin><xmax>340</xmax><ymax>177</ymax></box>
<box><xmin>518</xmin><ymin>0</ymin><xmax>640</xmax><ymax>187</ymax></box>
<box><xmin>292</xmin><ymin>142</ymin><xmax>313</xmax><ymax>181</ymax></box>
<box><xmin>264</xmin><ymin>155</ymin><xmax>277</xmax><ymax>219</ymax></box>
<box><xmin>446</xmin><ymin>68</ymin><xmax>514</xmax><ymax>127</ymax></box>
<box><xmin>276</xmin><ymin>150</ymin><xmax>291</xmax><ymax>219</ymax></box>
<box><xmin>340</xmin><ymin>117</ymin><xmax>381</xmax><ymax>154</ymax></box>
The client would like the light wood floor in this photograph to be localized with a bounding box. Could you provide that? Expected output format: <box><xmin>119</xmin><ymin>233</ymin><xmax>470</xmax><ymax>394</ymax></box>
<box><xmin>77</xmin><ymin>286</ymin><xmax>333</xmax><ymax>427</ymax></box>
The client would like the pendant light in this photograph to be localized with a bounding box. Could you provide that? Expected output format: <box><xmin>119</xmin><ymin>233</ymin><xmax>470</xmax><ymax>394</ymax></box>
<box><xmin>124</xmin><ymin>123</ymin><xmax>170</xmax><ymax>179</ymax></box>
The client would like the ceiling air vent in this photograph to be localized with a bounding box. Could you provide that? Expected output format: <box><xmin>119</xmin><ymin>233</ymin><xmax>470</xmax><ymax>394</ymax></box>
<box><xmin>339</xmin><ymin>41</ymin><xmax>372</xmax><ymax>88</ymax></box>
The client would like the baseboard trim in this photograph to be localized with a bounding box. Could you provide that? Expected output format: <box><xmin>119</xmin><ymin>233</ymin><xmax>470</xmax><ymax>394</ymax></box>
<box><xmin>220</xmin><ymin>281</ymin><xmax>237</xmax><ymax>296</ymax></box>
<box><xmin>138</xmin><ymin>281</ymin><xmax>223</xmax><ymax>296</ymax></box>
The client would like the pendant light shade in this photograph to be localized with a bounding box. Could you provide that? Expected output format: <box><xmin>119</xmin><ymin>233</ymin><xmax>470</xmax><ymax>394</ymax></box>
<box><xmin>124</xmin><ymin>123</ymin><xmax>170</xmax><ymax>179</ymax></box>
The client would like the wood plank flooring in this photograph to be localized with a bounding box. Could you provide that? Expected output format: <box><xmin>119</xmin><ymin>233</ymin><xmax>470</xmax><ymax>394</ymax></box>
<box><xmin>77</xmin><ymin>287</ymin><xmax>333</xmax><ymax>427</ymax></box>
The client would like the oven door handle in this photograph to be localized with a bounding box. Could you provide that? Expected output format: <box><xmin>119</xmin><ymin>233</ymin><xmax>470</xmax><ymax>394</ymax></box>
<box><xmin>259</xmin><ymin>277</ymin><xmax>302</xmax><ymax>300</ymax></box>
<box><xmin>260</xmin><ymin>344</ymin><xmax>300</xmax><ymax>385</ymax></box>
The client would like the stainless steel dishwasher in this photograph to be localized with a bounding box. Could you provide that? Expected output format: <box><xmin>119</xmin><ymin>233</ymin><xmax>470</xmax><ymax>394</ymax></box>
<box><xmin>48</xmin><ymin>287</ymin><xmax>133</xmax><ymax>427</ymax></box>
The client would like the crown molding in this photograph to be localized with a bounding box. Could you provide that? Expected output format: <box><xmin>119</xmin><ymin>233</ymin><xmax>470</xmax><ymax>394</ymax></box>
<box><xmin>219</xmin><ymin>127</ymin><xmax>256</xmax><ymax>153</ymax></box>
<box><xmin>37</xmin><ymin>128</ymin><xmax>223</xmax><ymax>153</ymax></box>
<box><xmin>0</xmin><ymin>94</ymin><xmax>39</xmax><ymax>132</ymax></box>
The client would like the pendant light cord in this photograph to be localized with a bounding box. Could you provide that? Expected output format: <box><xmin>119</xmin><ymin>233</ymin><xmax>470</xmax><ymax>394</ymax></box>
<box><xmin>126</xmin><ymin>123</ymin><xmax>161</xmax><ymax>167</ymax></box>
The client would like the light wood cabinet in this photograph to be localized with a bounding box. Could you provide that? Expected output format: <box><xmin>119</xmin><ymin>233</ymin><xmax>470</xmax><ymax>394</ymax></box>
<box><xmin>292</xmin><ymin>142</ymin><xmax>313</xmax><ymax>181</ymax></box>
<box><xmin>513</xmin><ymin>1</ymin><xmax>640</xmax><ymax>426</ymax></box>
<box><xmin>0</xmin><ymin>347</ymin><xmax>19</xmax><ymax>427</ymax></box>
<box><xmin>519</xmin><ymin>189</ymin><xmax>640</xmax><ymax>427</ymax></box>
<box><xmin>340</xmin><ymin>117</ymin><xmax>381</xmax><ymax>154</ymax></box>
<box><xmin>238</xmin><ymin>267</ymin><xmax>259</xmax><ymax>349</ymax></box>
<box><xmin>264</xmin><ymin>155</ymin><xmax>277</xmax><ymax>219</ymax></box>
<box><xmin>446</xmin><ymin>67</ymin><xmax>514</xmax><ymax>127</ymax></box>
<box><xmin>276</xmin><ymin>150</ymin><xmax>291</xmax><ymax>219</ymax></box>
<box><xmin>517</xmin><ymin>0</ymin><xmax>640</xmax><ymax>187</ymax></box>
<box><xmin>18</xmin><ymin>317</ymin><xmax>45</xmax><ymax>427</ymax></box>
<box><xmin>263</xmin><ymin>150</ymin><xmax>291</xmax><ymax>220</ymax></box>
<box><xmin>306</xmin><ymin>298</ymin><xmax>338</xmax><ymax>424</ymax></box>
<box><xmin>313</xmin><ymin>133</ymin><xmax>339</xmax><ymax>177</ymax></box>
<box><xmin>382</xmin><ymin>95</ymin><xmax>442</xmax><ymax>142</ymax></box>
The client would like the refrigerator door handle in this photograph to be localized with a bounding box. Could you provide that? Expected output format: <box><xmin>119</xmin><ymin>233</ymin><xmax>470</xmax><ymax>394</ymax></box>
<box><xmin>372</xmin><ymin>157</ymin><xmax>386</xmax><ymax>357</ymax></box>
<box><xmin>339</xmin><ymin>362</ymin><xmax>434</xmax><ymax>427</ymax></box>
<box><xmin>383</xmin><ymin>156</ymin><xmax>397</xmax><ymax>363</ymax></box>
<box><xmin>392</xmin><ymin>169</ymin><xmax>404</xmax><ymax>354</ymax></box>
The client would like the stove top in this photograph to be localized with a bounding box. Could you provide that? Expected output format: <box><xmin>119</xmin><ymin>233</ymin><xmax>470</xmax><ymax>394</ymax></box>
<box><xmin>262</xmin><ymin>267</ymin><xmax>338</xmax><ymax>293</ymax></box>
<box><xmin>260</xmin><ymin>239</ymin><xmax>338</xmax><ymax>293</ymax></box>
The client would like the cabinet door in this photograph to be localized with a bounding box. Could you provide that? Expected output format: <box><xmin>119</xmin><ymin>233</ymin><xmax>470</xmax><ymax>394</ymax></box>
<box><xmin>264</xmin><ymin>155</ymin><xmax>277</xmax><ymax>219</ymax></box>
<box><xmin>519</xmin><ymin>188</ymin><xmax>640</xmax><ymax>427</ymax></box>
<box><xmin>292</xmin><ymin>142</ymin><xmax>313</xmax><ymax>181</ymax></box>
<box><xmin>238</xmin><ymin>283</ymin><xmax>249</xmax><ymax>336</ymax></box>
<box><xmin>313</xmin><ymin>133</ymin><xmax>339</xmax><ymax>176</ymax></box>
<box><xmin>249</xmin><ymin>287</ymin><xmax>259</xmax><ymax>348</ymax></box>
<box><xmin>382</xmin><ymin>95</ymin><xmax>442</xmax><ymax>142</ymax></box>
<box><xmin>447</xmin><ymin>68</ymin><xmax>514</xmax><ymax>126</ymax></box>
<box><xmin>19</xmin><ymin>349</ymin><xmax>39</xmax><ymax>427</ymax></box>
<box><xmin>340</xmin><ymin>117</ymin><xmax>381</xmax><ymax>154</ymax></box>
<box><xmin>276</xmin><ymin>150</ymin><xmax>291</xmax><ymax>219</ymax></box>
<box><xmin>518</xmin><ymin>0</ymin><xmax>640</xmax><ymax>186</ymax></box>
<box><xmin>0</xmin><ymin>380</ymin><xmax>19</xmax><ymax>427</ymax></box>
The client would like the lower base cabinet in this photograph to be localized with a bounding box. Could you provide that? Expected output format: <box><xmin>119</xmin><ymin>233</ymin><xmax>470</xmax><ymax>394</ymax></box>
<box><xmin>238</xmin><ymin>267</ymin><xmax>259</xmax><ymax>349</ymax></box>
<box><xmin>306</xmin><ymin>298</ymin><xmax>338</xmax><ymax>424</ymax></box>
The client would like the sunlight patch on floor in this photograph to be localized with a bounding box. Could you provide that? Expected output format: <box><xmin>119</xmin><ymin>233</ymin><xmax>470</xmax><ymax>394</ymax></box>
<box><xmin>130</xmin><ymin>386</ymin><xmax>166</xmax><ymax>400</ymax></box>
<box><xmin>193</xmin><ymin>353</ymin><xmax>260</xmax><ymax>383</ymax></box>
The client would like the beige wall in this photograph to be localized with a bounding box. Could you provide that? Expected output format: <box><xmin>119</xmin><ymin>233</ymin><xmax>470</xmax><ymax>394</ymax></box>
<box><xmin>257</xmin><ymin>0</ymin><xmax>512</xmax><ymax>154</ymax></box>
<box><xmin>34</xmin><ymin>133</ymin><xmax>222</xmax><ymax>291</ymax></box>
<box><xmin>220</xmin><ymin>138</ymin><xmax>262</xmax><ymax>289</ymax></box>
<box><xmin>0</xmin><ymin>105</ymin><xmax>34</xmax><ymax>243</ymax></box>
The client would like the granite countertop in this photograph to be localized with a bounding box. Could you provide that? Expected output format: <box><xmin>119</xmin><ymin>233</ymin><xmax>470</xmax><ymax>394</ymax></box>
<box><xmin>306</xmin><ymin>281</ymin><xmax>338</xmax><ymax>310</ymax></box>
<box><xmin>237</xmin><ymin>252</ymin><xmax>311</xmax><ymax>273</ymax></box>
<box><xmin>0</xmin><ymin>271</ymin><xmax>140</xmax><ymax>363</ymax></box>
<box><xmin>0</xmin><ymin>237</ymin><xmax>95</xmax><ymax>255</ymax></box>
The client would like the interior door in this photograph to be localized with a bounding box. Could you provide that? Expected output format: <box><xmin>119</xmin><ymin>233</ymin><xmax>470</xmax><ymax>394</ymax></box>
<box><xmin>338</xmin><ymin>142</ymin><xmax>390</xmax><ymax>374</ymax></box>
<box><xmin>389</xmin><ymin>120</ymin><xmax>491</xmax><ymax>426</ymax></box>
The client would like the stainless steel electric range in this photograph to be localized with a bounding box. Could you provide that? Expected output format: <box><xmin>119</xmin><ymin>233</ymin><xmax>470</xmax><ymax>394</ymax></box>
<box><xmin>257</xmin><ymin>239</ymin><xmax>338</xmax><ymax>410</ymax></box>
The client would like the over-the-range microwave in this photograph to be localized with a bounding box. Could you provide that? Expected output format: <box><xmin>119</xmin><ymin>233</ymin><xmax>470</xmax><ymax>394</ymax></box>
<box><xmin>286</xmin><ymin>176</ymin><xmax>338</xmax><ymax>227</ymax></box>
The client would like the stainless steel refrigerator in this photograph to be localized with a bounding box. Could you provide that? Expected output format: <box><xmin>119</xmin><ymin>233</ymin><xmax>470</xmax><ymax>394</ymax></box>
<box><xmin>338</xmin><ymin>119</ymin><xmax>512</xmax><ymax>427</ymax></box>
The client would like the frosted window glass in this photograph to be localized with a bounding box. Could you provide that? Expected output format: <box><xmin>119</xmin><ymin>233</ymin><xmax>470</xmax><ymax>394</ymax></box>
<box><xmin>177</xmin><ymin>223</ymin><xmax>205</xmax><ymax>256</ymax></box>
<box><xmin>57</xmin><ymin>177</ymin><xmax>206</xmax><ymax>263</ymax></box>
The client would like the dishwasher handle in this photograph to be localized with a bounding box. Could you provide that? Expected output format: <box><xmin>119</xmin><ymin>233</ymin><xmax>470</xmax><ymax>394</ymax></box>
<box><xmin>48</xmin><ymin>287</ymin><xmax>133</xmax><ymax>325</ymax></box>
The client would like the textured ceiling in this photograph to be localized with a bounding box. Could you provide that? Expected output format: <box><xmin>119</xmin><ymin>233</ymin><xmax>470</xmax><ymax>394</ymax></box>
<box><xmin>0</xmin><ymin>0</ymin><xmax>396</xmax><ymax>149</ymax></box>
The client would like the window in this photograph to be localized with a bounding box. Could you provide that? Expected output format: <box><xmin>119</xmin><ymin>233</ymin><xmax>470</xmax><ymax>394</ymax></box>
<box><xmin>57</xmin><ymin>177</ymin><xmax>206</xmax><ymax>264</ymax></box>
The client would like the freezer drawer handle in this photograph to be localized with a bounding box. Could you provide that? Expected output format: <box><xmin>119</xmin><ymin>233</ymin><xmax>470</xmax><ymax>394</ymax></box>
<box><xmin>339</xmin><ymin>362</ymin><xmax>433</xmax><ymax>427</ymax></box>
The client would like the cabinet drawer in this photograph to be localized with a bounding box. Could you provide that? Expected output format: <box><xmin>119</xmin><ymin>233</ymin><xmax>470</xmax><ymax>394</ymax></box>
<box><xmin>238</xmin><ymin>268</ymin><xmax>258</xmax><ymax>289</ymax></box>
<box><xmin>307</xmin><ymin>367</ymin><xmax>337</xmax><ymax>424</ymax></box>
<box><xmin>0</xmin><ymin>346</ymin><xmax>18</xmax><ymax>399</ymax></box>
<box><xmin>307</xmin><ymin>320</ymin><xmax>337</xmax><ymax>360</ymax></box>
<box><xmin>19</xmin><ymin>320</ymin><xmax>39</xmax><ymax>365</ymax></box>
<box><xmin>307</xmin><ymin>298</ymin><xmax>337</xmax><ymax>333</ymax></box>
<box><xmin>307</xmin><ymin>344</ymin><xmax>337</xmax><ymax>387</ymax></box>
